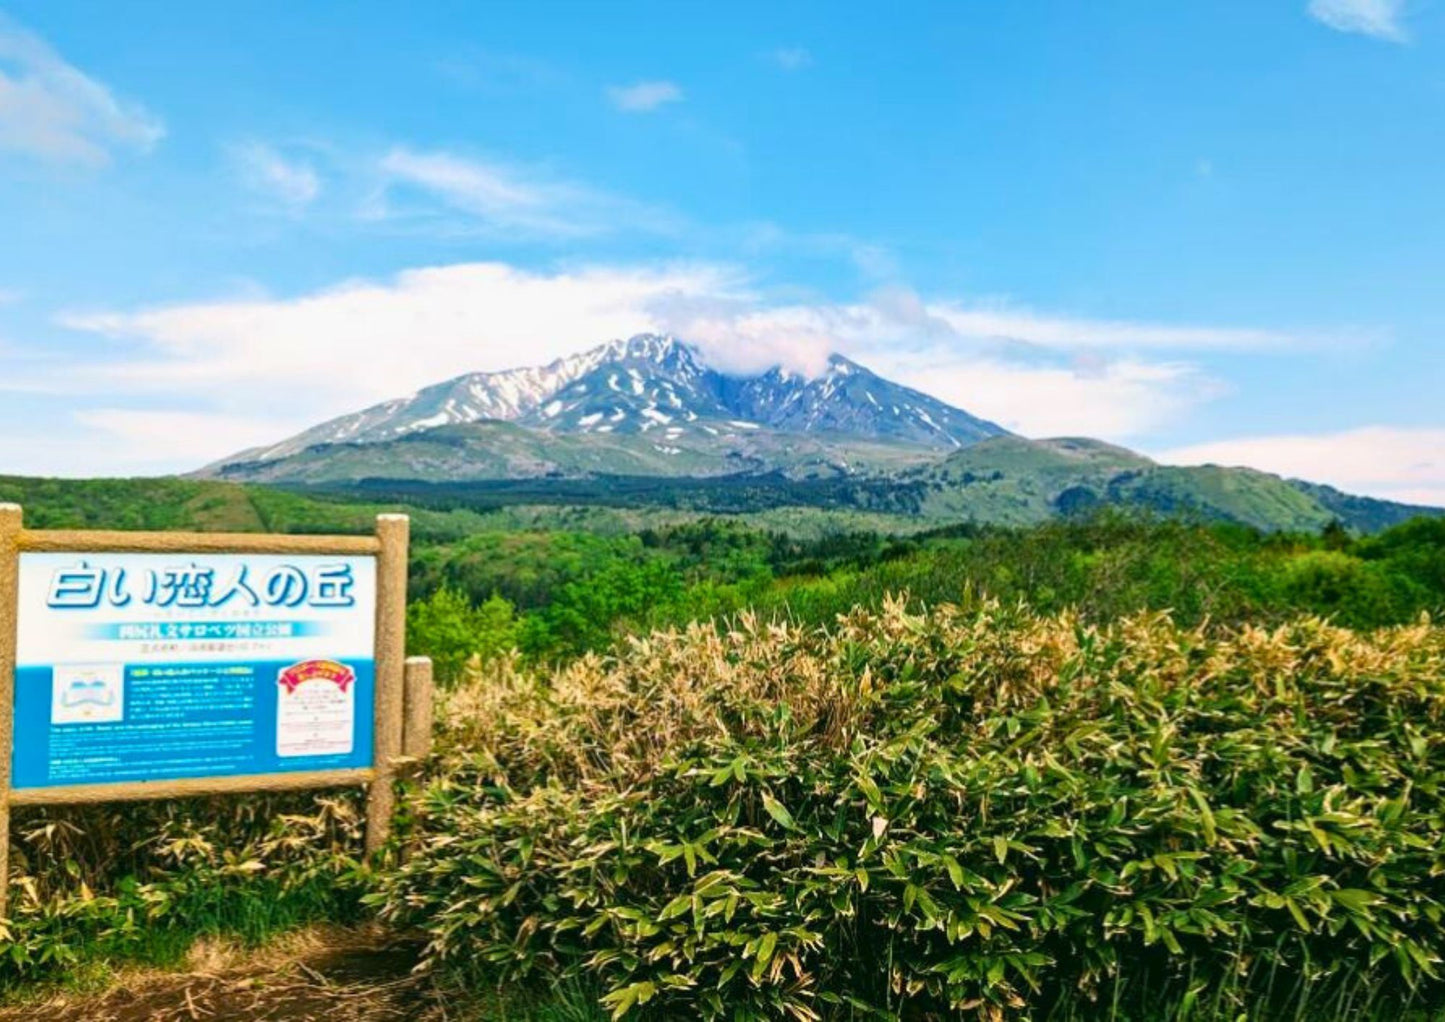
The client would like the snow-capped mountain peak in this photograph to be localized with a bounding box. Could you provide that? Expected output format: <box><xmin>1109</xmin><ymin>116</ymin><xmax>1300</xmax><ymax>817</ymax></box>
<box><xmin>222</xmin><ymin>333</ymin><xmax>1008</xmax><ymax>466</ymax></box>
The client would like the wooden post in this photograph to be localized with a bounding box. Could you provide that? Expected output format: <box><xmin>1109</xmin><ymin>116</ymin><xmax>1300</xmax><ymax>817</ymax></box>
<box><xmin>0</xmin><ymin>504</ymin><xmax>22</xmax><ymax>919</ymax></box>
<box><xmin>365</xmin><ymin>514</ymin><xmax>409</xmax><ymax>856</ymax></box>
<box><xmin>402</xmin><ymin>655</ymin><xmax>434</xmax><ymax>764</ymax></box>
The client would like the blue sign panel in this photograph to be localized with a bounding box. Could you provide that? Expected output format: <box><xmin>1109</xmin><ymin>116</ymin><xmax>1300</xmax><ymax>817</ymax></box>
<box><xmin>12</xmin><ymin>553</ymin><xmax>377</xmax><ymax>790</ymax></box>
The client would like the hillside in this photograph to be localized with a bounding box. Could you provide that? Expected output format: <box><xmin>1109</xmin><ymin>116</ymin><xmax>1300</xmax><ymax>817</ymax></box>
<box><xmin>899</xmin><ymin>436</ymin><xmax>1343</xmax><ymax>531</ymax></box>
<box><xmin>1289</xmin><ymin>478</ymin><xmax>1445</xmax><ymax>533</ymax></box>
<box><xmin>0</xmin><ymin>473</ymin><xmax>939</xmax><ymax>541</ymax></box>
<box><xmin>212</xmin><ymin>419</ymin><xmax>941</xmax><ymax>484</ymax></box>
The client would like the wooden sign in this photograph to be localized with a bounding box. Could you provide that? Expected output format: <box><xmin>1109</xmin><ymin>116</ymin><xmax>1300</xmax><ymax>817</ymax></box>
<box><xmin>0</xmin><ymin>505</ymin><xmax>427</xmax><ymax>917</ymax></box>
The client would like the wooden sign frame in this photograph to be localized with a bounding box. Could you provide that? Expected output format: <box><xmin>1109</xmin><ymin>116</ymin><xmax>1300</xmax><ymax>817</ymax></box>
<box><xmin>0</xmin><ymin>505</ymin><xmax>428</xmax><ymax>918</ymax></box>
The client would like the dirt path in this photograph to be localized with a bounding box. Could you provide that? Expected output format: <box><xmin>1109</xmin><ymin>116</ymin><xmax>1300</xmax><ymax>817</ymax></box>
<box><xmin>0</xmin><ymin>926</ymin><xmax>459</xmax><ymax>1022</ymax></box>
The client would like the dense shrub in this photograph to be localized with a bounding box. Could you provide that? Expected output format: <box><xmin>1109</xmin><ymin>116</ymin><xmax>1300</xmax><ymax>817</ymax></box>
<box><xmin>0</xmin><ymin>791</ymin><xmax>367</xmax><ymax>983</ymax></box>
<box><xmin>381</xmin><ymin>600</ymin><xmax>1445</xmax><ymax>1019</ymax></box>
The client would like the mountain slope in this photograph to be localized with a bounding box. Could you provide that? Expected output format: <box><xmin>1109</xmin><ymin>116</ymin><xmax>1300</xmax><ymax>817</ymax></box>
<box><xmin>224</xmin><ymin>339</ymin><xmax>641</xmax><ymax>463</ymax></box>
<box><xmin>211</xmin><ymin>419</ymin><xmax>942</xmax><ymax>484</ymax></box>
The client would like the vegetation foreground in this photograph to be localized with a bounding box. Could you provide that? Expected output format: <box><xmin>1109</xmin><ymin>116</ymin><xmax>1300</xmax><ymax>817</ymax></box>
<box><xmin>3</xmin><ymin>481</ymin><xmax>1445</xmax><ymax>1017</ymax></box>
<box><xmin>6</xmin><ymin>595</ymin><xmax>1445</xmax><ymax>1019</ymax></box>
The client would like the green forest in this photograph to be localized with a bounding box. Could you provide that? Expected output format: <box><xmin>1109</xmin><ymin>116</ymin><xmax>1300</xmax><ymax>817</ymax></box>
<box><xmin>405</xmin><ymin>512</ymin><xmax>1445</xmax><ymax>676</ymax></box>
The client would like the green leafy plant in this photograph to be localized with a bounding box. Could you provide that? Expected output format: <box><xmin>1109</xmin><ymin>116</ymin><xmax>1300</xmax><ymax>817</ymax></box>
<box><xmin>381</xmin><ymin>599</ymin><xmax>1445</xmax><ymax>1020</ymax></box>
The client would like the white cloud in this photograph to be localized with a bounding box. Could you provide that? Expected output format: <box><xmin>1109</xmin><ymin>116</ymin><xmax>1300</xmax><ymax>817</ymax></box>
<box><xmin>768</xmin><ymin>48</ymin><xmax>813</xmax><ymax>71</ymax></box>
<box><xmin>1158</xmin><ymin>426</ymin><xmax>1445</xmax><ymax>507</ymax></box>
<box><xmin>884</xmin><ymin>355</ymin><xmax>1220</xmax><ymax>440</ymax></box>
<box><xmin>1307</xmin><ymin>0</ymin><xmax>1409</xmax><ymax>42</ymax></box>
<box><xmin>606</xmin><ymin>80</ymin><xmax>683</xmax><ymax>112</ymax></box>
<box><xmin>0</xmin><ymin>426</ymin><xmax>119</xmax><ymax>478</ymax></box>
<box><xmin>374</xmin><ymin>147</ymin><xmax>678</xmax><ymax>238</ymax></box>
<box><xmin>231</xmin><ymin>141</ymin><xmax>321</xmax><ymax>208</ymax></box>
<box><xmin>0</xmin><ymin>13</ymin><xmax>163</xmax><ymax>165</ymax></box>
<box><xmin>0</xmin><ymin>406</ymin><xmax>280</xmax><ymax>477</ymax></box>
<box><xmin>0</xmin><ymin>287</ymin><xmax>19</xmax><ymax>305</ymax></box>
<box><xmin>74</xmin><ymin>410</ymin><xmax>286</xmax><ymax>468</ymax></box>
<box><xmin>660</xmin><ymin>287</ymin><xmax>1325</xmax><ymax>375</ymax></box>
<box><xmin>0</xmin><ymin>375</ymin><xmax>67</xmax><ymax>396</ymax></box>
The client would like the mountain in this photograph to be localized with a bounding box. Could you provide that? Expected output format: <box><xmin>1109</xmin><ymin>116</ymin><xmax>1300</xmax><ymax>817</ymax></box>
<box><xmin>221</xmin><ymin>334</ymin><xmax>1007</xmax><ymax>469</ymax></box>
<box><xmin>201</xmin><ymin>334</ymin><xmax>1443</xmax><ymax>535</ymax></box>
<box><xmin>1286</xmin><ymin>480</ymin><xmax>1445</xmax><ymax>534</ymax></box>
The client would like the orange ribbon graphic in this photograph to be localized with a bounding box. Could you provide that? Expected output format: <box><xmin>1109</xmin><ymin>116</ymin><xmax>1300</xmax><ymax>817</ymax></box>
<box><xmin>278</xmin><ymin>659</ymin><xmax>356</xmax><ymax>694</ymax></box>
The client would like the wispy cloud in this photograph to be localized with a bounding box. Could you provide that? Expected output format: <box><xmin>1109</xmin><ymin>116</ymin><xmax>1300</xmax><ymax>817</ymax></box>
<box><xmin>1159</xmin><ymin>426</ymin><xmax>1445</xmax><ymax>507</ymax></box>
<box><xmin>767</xmin><ymin>47</ymin><xmax>813</xmax><ymax>71</ymax></box>
<box><xmin>927</xmin><ymin>301</ymin><xmax>1319</xmax><ymax>353</ymax></box>
<box><xmin>900</xmin><ymin>356</ymin><xmax>1221</xmax><ymax>440</ymax></box>
<box><xmin>0</xmin><ymin>287</ymin><xmax>19</xmax><ymax>305</ymax></box>
<box><xmin>0</xmin><ymin>12</ymin><xmax>163</xmax><ymax>165</ymax></box>
<box><xmin>1307</xmin><ymin>0</ymin><xmax>1410</xmax><ymax>42</ymax></box>
<box><xmin>230</xmin><ymin>141</ymin><xmax>321</xmax><ymax>209</ymax></box>
<box><xmin>435</xmin><ymin>48</ymin><xmax>564</xmax><ymax>92</ymax></box>
<box><xmin>659</xmin><ymin>285</ymin><xmax>1329</xmax><ymax>374</ymax></box>
<box><xmin>373</xmin><ymin>147</ymin><xmax>679</xmax><ymax>238</ymax></box>
<box><xmin>606</xmin><ymin>80</ymin><xmax>683</xmax><ymax>112</ymax></box>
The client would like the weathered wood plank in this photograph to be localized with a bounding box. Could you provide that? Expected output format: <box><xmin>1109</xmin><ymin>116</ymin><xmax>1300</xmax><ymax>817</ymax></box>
<box><xmin>0</xmin><ymin>505</ymin><xmax>21</xmax><ymax>917</ymax></box>
<box><xmin>365</xmin><ymin>514</ymin><xmax>409</xmax><ymax>855</ymax></box>
<box><xmin>8</xmin><ymin>767</ymin><xmax>375</xmax><ymax>807</ymax></box>
<box><xmin>402</xmin><ymin>655</ymin><xmax>434</xmax><ymax>764</ymax></box>
<box><xmin>17</xmin><ymin>530</ymin><xmax>381</xmax><ymax>556</ymax></box>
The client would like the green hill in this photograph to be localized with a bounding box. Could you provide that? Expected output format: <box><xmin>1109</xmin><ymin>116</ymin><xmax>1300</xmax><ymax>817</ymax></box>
<box><xmin>899</xmin><ymin>435</ymin><xmax>1411</xmax><ymax>532</ymax></box>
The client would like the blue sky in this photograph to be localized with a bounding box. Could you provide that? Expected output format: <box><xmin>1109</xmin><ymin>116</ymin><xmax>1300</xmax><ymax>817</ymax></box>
<box><xmin>0</xmin><ymin>0</ymin><xmax>1441</xmax><ymax>503</ymax></box>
